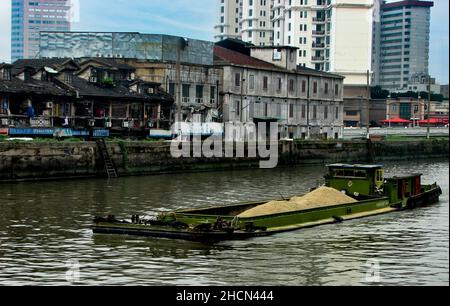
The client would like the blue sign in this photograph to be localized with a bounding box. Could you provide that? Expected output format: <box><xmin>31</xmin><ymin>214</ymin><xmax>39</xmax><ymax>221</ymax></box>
<box><xmin>92</xmin><ymin>129</ymin><xmax>110</xmax><ymax>137</ymax></box>
<box><xmin>72</xmin><ymin>130</ymin><xmax>90</xmax><ymax>136</ymax></box>
<box><xmin>9</xmin><ymin>128</ymin><xmax>55</xmax><ymax>136</ymax></box>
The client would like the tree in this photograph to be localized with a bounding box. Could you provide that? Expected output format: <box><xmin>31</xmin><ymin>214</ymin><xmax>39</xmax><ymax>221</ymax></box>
<box><xmin>371</xmin><ymin>86</ymin><xmax>390</xmax><ymax>99</ymax></box>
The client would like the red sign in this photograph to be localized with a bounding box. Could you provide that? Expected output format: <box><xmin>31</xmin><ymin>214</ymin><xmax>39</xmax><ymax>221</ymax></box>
<box><xmin>0</xmin><ymin>128</ymin><xmax>8</xmax><ymax>135</ymax></box>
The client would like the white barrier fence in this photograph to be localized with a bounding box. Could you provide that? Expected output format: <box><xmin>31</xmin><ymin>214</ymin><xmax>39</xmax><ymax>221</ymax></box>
<box><xmin>343</xmin><ymin>127</ymin><xmax>449</xmax><ymax>139</ymax></box>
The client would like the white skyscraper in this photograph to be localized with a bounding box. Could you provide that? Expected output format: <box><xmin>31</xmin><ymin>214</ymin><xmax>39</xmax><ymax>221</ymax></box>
<box><xmin>215</xmin><ymin>0</ymin><xmax>242</xmax><ymax>41</ymax></box>
<box><xmin>216</xmin><ymin>0</ymin><xmax>375</xmax><ymax>86</ymax></box>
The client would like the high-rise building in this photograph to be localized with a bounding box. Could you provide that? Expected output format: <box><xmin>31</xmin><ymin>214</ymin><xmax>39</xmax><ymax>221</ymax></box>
<box><xmin>215</xmin><ymin>0</ymin><xmax>273</xmax><ymax>45</ymax></box>
<box><xmin>11</xmin><ymin>0</ymin><xmax>72</xmax><ymax>62</ymax></box>
<box><xmin>373</xmin><ymin>0</ymin><xmax>434</xmax><ymax>90</ymax></box>
<box><xmin>216</xmin><ymin>0</ymin><xmax>375</xmax><ymax>86</ymax></box>
<box><xmin>241</xmin><ymin>0</ymin><xmax>273</xmax><ymax>46</ymax></box>
<box><xmin>215</xmin><ymin>0</ymin><xmax>242</xmax><ymax>41</ymax></box>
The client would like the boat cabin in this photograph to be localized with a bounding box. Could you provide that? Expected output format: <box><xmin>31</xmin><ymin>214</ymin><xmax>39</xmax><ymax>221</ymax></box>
<box><xmin>384</xmin><ymin>174</ymin><xmax>423</xmax><ymax>205</ymax></box>
<box><xmin>325</xmin><ymin>164</ymin><xmax>385</xmax><ymax>196</ymax></box>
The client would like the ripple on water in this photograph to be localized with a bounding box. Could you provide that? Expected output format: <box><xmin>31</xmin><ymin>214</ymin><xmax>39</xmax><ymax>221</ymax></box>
<box><xmin>0</xmin><ymin>160</ymin><xmax>448</xmax><ymax>286</ymax></box>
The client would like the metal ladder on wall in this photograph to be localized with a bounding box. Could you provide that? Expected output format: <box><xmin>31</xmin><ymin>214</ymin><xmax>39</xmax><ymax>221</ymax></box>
<box><xmin>96</xmin><ymin>139</ymin><xmax>118</xmax><ymax>179</ymax></box>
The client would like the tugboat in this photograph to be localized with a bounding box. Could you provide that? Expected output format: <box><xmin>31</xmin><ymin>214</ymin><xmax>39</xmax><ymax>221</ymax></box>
<box><xmin>92</xmin><ymin>164</ymin><xmax>442</xmax><ymax>242</ymax></box>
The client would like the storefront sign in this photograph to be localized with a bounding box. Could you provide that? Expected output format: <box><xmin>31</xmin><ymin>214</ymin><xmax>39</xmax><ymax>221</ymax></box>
<box><xmin>92</xmin><ymin>129</ymin><xmax>110</xmax><ymax>137</ymax></box>
<box><xmin>0</xmin><ymin>128</ymin><xmax>8</xmax><ymax>135</ymax></box>
<box><xmin>72</xmin><ymin>130</ymin><xmax>90</xmax><ymax>137</ymax></box>
<box><xmin>9</xmin><ymin>128</ymin><xmax>55</xmax><ymax>136</ymax></box>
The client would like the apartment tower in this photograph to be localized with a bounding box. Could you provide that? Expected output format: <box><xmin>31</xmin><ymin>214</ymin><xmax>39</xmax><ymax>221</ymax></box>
<box><xmin>11</xmin><ymin>0</ymin><xmax>72</xmax><ymax>62</ymax></box>
<box><xmin>373</xmin><ymin>0</ymin><xmax>434</xmax><ymax>90</ymax></box>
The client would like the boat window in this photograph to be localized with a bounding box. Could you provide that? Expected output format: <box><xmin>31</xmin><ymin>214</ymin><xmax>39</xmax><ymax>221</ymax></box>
<box><xmin>354</xmin><ymin>170</ymin><xmax>367</xmax><ymax>178</ymax></box>
<box><xmin>333</xmin><ymin>169</ymin><xmax>367</xmax><ymax>179</ymax></box>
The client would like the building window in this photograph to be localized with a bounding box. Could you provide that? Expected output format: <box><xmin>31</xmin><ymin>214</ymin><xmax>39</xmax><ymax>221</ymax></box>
<box><xmin>335</xmin><ymin>84</ymin><xmax>339</xmax><ymax>96</ymax></box>
<box><xmin>335</xmin><ymin>106</ymin><xmax>339</xmax><ymax>120</ymax></box>
<box><xmin>64</xmin><ymin>72</ymin><xmax>73</xmax><ymax>84</ymax></box>
<box><xmin>289</xmin><ymin>79</ymin><xmax>295</xmax><ymax>92</ymax></box>
<box><xmin>313</xmin><ymin>82</ymin><xmax>318</xmax><ymax>94</ymax></box>
<box><xmin>249</xmin><ymin>74</ymin><xmax>255</xmax><ymax>90</ymax></box>
<box><xmin>234</xmin><ymin>100</ymin><xmax>241</xmax><ymax>117</ymax></box>
<box><xmin>0</xmin><ymin>97</ymin><xmax>9</xmax><ymax>115</ymax></box>
<box><xmin>313</xmin><ymin>105</ymin><xmax>317</xmax><ymax>119</ymax></box>
<box><xmin>301</xmin><ymin>80</ymin><xmax>307</xmax><ymax>93</ymax></box>
<box><xmin>301</xmin><ymin>104</ymin><xmax>306</xmax><ymax>118</ymax></box>
<box><xmin>235</xmin><ymin>73</ymin><xmax>241</xmax><ymax>87</ymax></box>
<box><xmin>263</xmin><ymin>76</ymin><xmax>268</xmax><ymax>90</ymax></box>
<box><xmin>324</xmin><ymin>106</ymin><xmax>328</xmax><ymax>119</ymax></box>
<box><xmin>210</xmin><ymin>86</ymin><xmax>216</xmax><ymax>104</ymax></box>
<box><xmin>169</xmin><ymin>83</ymin><xmax>176</xmax><ymax>96</ymax></box>
<box><xmin>324</xmin><ymin>83</ymin><xmax>329</xmax><ymax>94</ymax></box>
<box><xmin>195</xmin><ymin>85</ymin><xmax>204</xmax><ymax>103</ymax></box>
<box><xmin>2</xmin><ymin>69</ymin><xmax>11</xmax><ymax>81</ymax></box>
<box><xmin>182</xmin><ymin>84</ymin><xmax>190</xmax><ymax>102</ymax></box>
<box><xmin>277</xmin><ymin>78</ymin><xmax>282</xmax><ymax>92</ymax></box>
<box><xmin>289</xmin><ymin>104</ymin><xmax>294</xmax><ymax>118</ymax></box>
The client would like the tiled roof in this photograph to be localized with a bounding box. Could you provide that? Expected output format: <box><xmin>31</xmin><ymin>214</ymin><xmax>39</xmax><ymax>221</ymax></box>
<box><xmin>0</xmin><ymin>78</ymin><xmax>69</xmax><ymax>96</ymax></box>
<box><xmin>214</xmin><ymin>45</ymin><xmax>344</xmax><ymax>79</ymax></box>
<box><xmin>12</xmin><ymin>58</ymin><xmax>79</xmax><ymax>75</ymax></box>
<box><xmin>214</xmin><ymin>45</ymin><xmax>277</xmax><ymax>69</ymax></box>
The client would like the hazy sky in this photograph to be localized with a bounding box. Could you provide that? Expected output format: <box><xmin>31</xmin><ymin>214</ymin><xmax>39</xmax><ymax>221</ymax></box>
<box><xmin>0</xmin><ymin>0</ymin><xmax>448</xmax><ymax>84</ymax></box>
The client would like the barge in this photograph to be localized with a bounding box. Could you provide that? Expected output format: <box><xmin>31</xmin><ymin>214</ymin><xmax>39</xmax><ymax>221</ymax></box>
<box><xmin>92</xmin><ymin>164</ymin><xmax>442</xmax><ymax>242</ymax></box>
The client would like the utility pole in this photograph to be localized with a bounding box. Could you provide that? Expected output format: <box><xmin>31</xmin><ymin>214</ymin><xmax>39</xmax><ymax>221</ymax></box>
<box><xmin>427</xmin><ymin>76</ymin><xmax>431</xmax><ymax>139</ymax></box>
<box><xmin>366</xmin><ymin>69</ymin><xmax>371</xmax><ymax>139</ymax></box>
<box><xmin>176</xmin><ymin>45</ymin><xmax>181</xmax><ymax>124</ymax></box>
<box><xmin>306</xmin><ymin>75</ymin><xmax>311</xmax><ymax>140</ymax></box>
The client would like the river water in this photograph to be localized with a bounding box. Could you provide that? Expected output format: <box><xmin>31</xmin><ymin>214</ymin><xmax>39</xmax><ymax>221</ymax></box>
<box><xmin>0</xmin><ymin>160</ymin><xmax>448</xmax><ymax>286</ymax></box>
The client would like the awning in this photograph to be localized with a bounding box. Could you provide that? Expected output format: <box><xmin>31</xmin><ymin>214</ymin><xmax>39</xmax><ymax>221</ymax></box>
<box><xmin>380</xmin><ymin>118</ymin><xmax>412</xmax><ymax>124</ymax></box>
<box><xmin>418</xmin><ymin>118</ymin><xmax>447</xmax><ymax>124</ymax></box>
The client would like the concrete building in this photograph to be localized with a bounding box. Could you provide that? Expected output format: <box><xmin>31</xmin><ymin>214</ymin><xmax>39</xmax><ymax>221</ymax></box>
<box><xmin>373</xmin><ymin>0</ymin><xmax>434</xmax><ymax>90</ymax></box>
<box><xmin>440</xmin><ymin>85</ymin><xmax>449</xmax><ymax>100</ymax></box>
<box><xmin>214</xmin><ymin>43</ymin><xmax>345</xmax><ymax>140</ymax></box>
<box><xmin>38</xmin><ymin>32</ymin><xmax>221</xmax><ymax>126</ymax></box>
<box><xmin>11</xmin><ymin>0</ymin><xmax>72</xmax><ymax>62</ymax></box>
<box><xmin>386</xmin><ymin>97</ymin><xmax>426</xmax><ymax>125</ymax></box>
<box><xmin>0</xmin><ymin>58</ymin><xmax>174</xmax><ymax>137</ymax></box>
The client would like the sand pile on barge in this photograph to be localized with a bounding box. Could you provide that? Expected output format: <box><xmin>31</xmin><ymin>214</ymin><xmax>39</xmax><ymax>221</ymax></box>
<box><xmin>238</xmin><ymin>187</ymin><xmax>357</xmax><ymax>218</ymax></box>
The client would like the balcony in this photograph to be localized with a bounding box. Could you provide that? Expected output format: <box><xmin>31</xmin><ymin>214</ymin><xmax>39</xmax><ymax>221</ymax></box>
<box><xmin>312</xmin><ymin>42</ymin><xmax>325</xmax><ymax>49</ymax></box>
<box><xmin>311</xmin><ymin>56</ymin><xmax>325</xmax><ymax>62</ymax></box>
<box><xmin>312</xmin><ymin>17</ymin><xmax>326</xmax><ymax>24</ymax></box>
<box><xmin>312</xmin><ymin>30</ymin><xmax>325</xmax><ymax>36</ymax></box>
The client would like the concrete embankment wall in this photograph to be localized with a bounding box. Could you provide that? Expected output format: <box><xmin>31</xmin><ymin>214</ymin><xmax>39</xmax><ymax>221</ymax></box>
<box><xmin>0</xmin><ymin>139</ymin><xmax>448</xmax><ymax>181</ymax></box>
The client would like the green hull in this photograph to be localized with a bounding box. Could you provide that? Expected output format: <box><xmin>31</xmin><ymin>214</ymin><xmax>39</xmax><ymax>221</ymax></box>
<box><xmin>92</xmin><ymin>184</ymin><xmax>442</xmax><ymax>242</ymax></box>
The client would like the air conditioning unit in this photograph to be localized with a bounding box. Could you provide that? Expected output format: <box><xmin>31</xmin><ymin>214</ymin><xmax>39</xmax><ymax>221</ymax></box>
<box><xmin>89</xmin><ymin>76</ymin><xmax>98</xmax><ymax>83</ymax></box>
<box><xmin>122</xmin><ymin>121</ymin><xmax>130</xmax><ymax>128</ymax></box>
<box><xmin>1</xmin><ymin>119</ymin><xmax>9</xmax><ymax>126</ymax></box>
<box><xmin>147</xmin><ymin>88</ymin><xmax>154</xmax><ymax>94</ymax></box>
<box><xmin>105</xmin><ymin>121</ymin><xmax>112</xmax><ymax>128</ymax></box>
<box><xmin>46</xmin><ymin>102</ymin><xmax>53</xmax><ymax>109</ymax></box>
<box><xmin>88</xmin><ymin>119</ymin><xmax>95</xmax><ymax>127</ymax></box>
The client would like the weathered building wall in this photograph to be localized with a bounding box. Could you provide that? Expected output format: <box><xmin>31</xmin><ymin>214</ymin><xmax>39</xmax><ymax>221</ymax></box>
<box><xmin>0</xmin><ymin>139</ymin><xmax>448</xmax><ymax>181</ymax></box>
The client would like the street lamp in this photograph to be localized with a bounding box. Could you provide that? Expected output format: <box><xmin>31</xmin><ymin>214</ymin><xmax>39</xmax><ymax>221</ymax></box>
<box><xmin>426</xmin><ymin>76</ymin><xmax>432</xmax><ymax>140</ymax></box>
<box><xmin>387</xmin><ymin>93</ymin><xmax>391</xmax><ymax>129</ymax></box>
